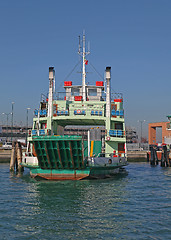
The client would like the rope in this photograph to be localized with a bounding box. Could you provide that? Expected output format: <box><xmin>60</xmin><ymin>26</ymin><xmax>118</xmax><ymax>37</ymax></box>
<box><xmin>58</xmin><ymin>60</ymin><xmax>82</xmax><ymax>90</ymax></box>
<box><xmin>88</xmin><ymin>61</ymin><xmax>104</xmax><ymax>80</ymax></box>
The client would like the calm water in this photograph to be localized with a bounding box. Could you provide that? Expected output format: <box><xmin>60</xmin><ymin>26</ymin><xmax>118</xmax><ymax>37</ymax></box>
<box><xmin>0</xmin><ymin>163</ymin><xmax>170</xmax><ymax>240</ymax></box>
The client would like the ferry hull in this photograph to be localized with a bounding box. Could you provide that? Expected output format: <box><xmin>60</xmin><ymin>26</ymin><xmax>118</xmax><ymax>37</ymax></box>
<box><xmin>27</xmin><ymin>163</ymin><xmax>127</xmax><ymax>181</ymax></box>
<box><xmin>30</xmin><ymin>168</ymin><xmax>90</xmax><ymax>180</ymax></box>
<box><xmin>31</xmin><ymin>174</ymin><xmax>89</xmax><ymax>180</ymax></box>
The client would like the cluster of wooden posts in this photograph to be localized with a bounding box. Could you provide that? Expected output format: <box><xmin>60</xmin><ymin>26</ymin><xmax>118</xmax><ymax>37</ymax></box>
<box><xmin>147</xmin><ymin>145</ymin><xmax>171</xmax><ymax>167</ymax></box>
<box><xmin>10</xmin><ymin>141</ymin><xmax>24</xmax><ymax>172</ymax></box>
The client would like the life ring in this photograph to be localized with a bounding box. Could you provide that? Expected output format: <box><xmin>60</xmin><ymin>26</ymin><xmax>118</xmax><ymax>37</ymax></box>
<box><xmin>77</xmin><ymin>109</ymin><xmax>81</xmax><ymax>114</ymax></box>
<box><xmin>106</xmin><ymin>136</ymin><xmax>110</xmax><ymax>141</ymax></box>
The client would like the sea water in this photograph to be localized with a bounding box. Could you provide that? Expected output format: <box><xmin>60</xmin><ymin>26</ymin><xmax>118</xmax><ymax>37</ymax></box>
<box><xmin>0</xmin><ymin>163</ymin><xmax>170</xmax><ymax>240</ymax></box>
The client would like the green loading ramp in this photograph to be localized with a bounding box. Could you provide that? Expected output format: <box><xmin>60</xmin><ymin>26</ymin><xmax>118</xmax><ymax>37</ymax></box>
<box><xmin>31</xmin><ymin>135</ymin><xmax>84</xmax><ymax>169</ymax></box>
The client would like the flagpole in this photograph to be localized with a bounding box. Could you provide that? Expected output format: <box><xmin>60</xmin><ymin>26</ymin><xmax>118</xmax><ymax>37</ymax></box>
<box><xmin>82</xmin><ymin>33</ymin><xmax>86</xmax><ymax>101</ymax></box>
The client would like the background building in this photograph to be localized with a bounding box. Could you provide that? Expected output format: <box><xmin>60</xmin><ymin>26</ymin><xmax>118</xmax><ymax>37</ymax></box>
<box><xmin>0</xmin><ymin>125</ymin><xmax>30</xmax><ymax>143</ymax></box>
<box><xmin>148</xmin><ymin>118</ymin><xmax>171</xmax><ymax>145</ymax></box>
<box><xmin>126</xmin><ymin>127</ymin><xmax>138</xmax><ymax>143</ymax></box>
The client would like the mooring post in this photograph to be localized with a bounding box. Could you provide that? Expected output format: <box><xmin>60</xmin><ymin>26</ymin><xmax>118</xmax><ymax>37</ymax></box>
<box><xmin>16</xmin><ymin>142</ymin><xmax>24</xmax><ymax>172</ymax></box>
<box><xmin>154</xmin><ymin>147</ymin><xmax>158</xmax><ymax>165</ymax></box>
<box><xmin>169</xmin><ymin>151</ymin><xmax>171</xmax><ymax>167</ymax></box>
<box><xmin>161</xmin><ymin>146</ymin><xmax>168</xmax><ymax>167</ymax></box>
<box><xmin>147</xmin><ymin>152</ymin><xmax>149</xmax><ymax>162</ymax></box>
<box><xmin>10</xmin><ymin>141</ymin><xmax>16</xmax><ymax>171</ymax></box>
<box><xmin>150</xmin><ymin>146</ymin><xmax>155</xmax><ymax>165</ymax></box>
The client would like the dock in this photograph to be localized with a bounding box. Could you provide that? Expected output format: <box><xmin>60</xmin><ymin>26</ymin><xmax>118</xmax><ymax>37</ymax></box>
<box><xmin>127</xmin><ymin>151</ymin><xmax>147</xmax><ymax>162</ymax></box>
<box><xmin>0</xmin><ymin>149</ymin><xmax>11</xmax><ymax>163</ymax></box>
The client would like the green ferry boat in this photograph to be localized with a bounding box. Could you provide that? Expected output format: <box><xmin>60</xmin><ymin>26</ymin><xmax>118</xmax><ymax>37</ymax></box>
<box><xmin>21</xmin><ymin>34</ymin><xmax>127</xmax><ymax>180</ymax></box>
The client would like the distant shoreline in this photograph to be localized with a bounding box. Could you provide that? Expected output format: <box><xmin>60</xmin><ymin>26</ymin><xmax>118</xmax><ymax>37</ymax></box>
<box><xmin>0</xmin><ymin>149</ymin><xmax>147</xmax><ymax>163</ymax></box>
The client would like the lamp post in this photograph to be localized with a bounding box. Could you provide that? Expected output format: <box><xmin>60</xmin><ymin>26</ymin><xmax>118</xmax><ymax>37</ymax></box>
<box><xmin>138</xmin><ymin>120</ymin><xmax>146</xmax><ymax>144</ymax></box>
<box><xmin>11</xmin><ymin>102</ymin><xmax>15</xmax><ymax>142</ymax></box>
<box><xmin>26</xmin><ymin>108</ymin><xmax>31</xmax><ymax>145</ymax></box>
<box><xmin>2</xmin><ymin>112</ymin><xmax>12</xmax><ymax>142</ymax></box>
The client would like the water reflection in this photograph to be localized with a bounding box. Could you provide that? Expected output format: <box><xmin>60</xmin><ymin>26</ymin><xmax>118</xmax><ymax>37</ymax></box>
<box><xmin>19</xmin><ymin>172</ymin><xmax>129</xmax><ymax>239</ymax></box>
<box><xmin>1</xmin><ymin>163</ymin><xmax>171</xmax><ymax>240</ymax></box>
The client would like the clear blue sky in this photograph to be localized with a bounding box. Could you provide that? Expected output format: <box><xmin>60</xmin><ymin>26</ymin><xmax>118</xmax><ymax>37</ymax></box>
<box><xmin>0</xmin><ymin>0</ymin><xmax>171</xmax><ymax>138</ymax></box>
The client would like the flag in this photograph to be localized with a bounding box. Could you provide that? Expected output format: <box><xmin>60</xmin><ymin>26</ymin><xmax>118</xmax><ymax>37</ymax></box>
<box><xmin>84</xmin><ymin>59</ymin><xmax>88</xmax><ymax>65</ymax></box>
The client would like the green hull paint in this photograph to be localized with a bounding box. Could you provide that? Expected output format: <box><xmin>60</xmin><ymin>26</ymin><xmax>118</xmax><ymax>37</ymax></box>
<box><xmin>22</xmin><ymin>161</ymin><xmax>127</xmax><ymax>180</ymax></box>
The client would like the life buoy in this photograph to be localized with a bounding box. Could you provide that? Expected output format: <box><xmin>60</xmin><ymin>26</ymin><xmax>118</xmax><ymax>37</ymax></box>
<box><xmin>106</xmin><ymin>136</ymin><xmax>110</xmax><ymax>141</ymax></box>
<box><xmin>77</xmin><ymin>109</ymin><xmax>81</xmax><ymax>114</ymax></box>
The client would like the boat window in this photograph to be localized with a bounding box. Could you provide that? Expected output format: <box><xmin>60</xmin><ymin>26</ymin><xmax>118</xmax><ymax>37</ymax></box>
<box><xmin>115</xmin><ymin>123</ymin><xmax>123</xmax><ymax>130</ymax></box>
<box><xmin>71</xmin><ymin>88</ymin><xmax>80</xmax><ymax>96</ymax></box>
<box><xmin>88</xmin><ymin>89</ymin><xmax>97</xmax><ymax>96</ymax></box>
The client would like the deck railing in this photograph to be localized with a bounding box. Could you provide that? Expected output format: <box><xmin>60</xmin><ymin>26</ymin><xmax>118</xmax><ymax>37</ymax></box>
<box><xmin>108</xmin><ymin>129</ymin><xmax>125</xmax><ymax>138</ymax></box>
<box><xmin>33</xmin><ymin>108</ymin><xmax>125</xmax><ymax>118</ymax></box>
<box><xmin>53</xmin><ymin>91</ymin><xmax>123</xmax><ymax>101</ymax></box>
<box><xmin>28</xmin><ymin>129</ymin><xmax>51</xmax><ymax>137</ymax></box>
<box><xmin>29</xmin><ymin>128</ymin><xmax>126</xmax><ymax>139</ymax></box>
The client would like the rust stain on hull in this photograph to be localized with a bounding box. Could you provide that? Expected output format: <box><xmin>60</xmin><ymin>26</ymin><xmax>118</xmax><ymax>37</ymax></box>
<box><xmin>31</xmin><ymin>173</ymin><xmax>89</xmax><ymax>180</ymax></box>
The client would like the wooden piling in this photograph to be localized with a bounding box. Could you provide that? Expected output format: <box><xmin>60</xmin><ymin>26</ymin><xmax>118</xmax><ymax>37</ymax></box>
<box><xmin>161</xmin><ymin>146</ymin><xmax>169</xmax><ymax>167</ymax></box>
<box><xmin>149</xmin><ymin>146</ymin><xmax>159</xmax><ymax>166</ymax></box>
<box><xmin>10</xmin><ymin>141</ymin><xmax>17</xmax><ymax>171</ymax></box>
<box><xmin>16</xmin><ymin>142</ymin><xmax>24</xmax><ymax>172</ymax></box>
<box><xmin>10</xmin><ymin>141</ymin><xmax>24</xmax><ymax>172</ymax></box>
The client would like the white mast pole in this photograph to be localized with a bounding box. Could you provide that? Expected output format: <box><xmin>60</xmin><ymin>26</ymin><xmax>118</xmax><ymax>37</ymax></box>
<box><xmin>78</xmin><ymin>32</ymin><xmax>90</xmax><ymax>101</ymax></box>
<box><xmin>82</xmin><ymin>33</ymin><xmax>86</xmax><ymax>101</ymax></box>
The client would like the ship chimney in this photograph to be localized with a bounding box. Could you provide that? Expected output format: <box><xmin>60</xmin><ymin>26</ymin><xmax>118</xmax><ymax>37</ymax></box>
<box><xmin>106</xmin><ymin>67</ymin><xmax>111</xmax><ymax>118</ymax></box>
<box><xmin>49</xmin><ymin>67</ymin><xmax>55</xmax><ymax>80</ymax></box>
<box><xmin>48</xmin><ymin>67</ymin><xmax>55</xmax><ymax>119</ymax></box>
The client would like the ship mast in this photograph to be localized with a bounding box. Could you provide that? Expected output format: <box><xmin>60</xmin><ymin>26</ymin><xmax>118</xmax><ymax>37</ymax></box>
<box><xmin>78</xmin><ymin>32</ymin><xmax>90</xmax><ymax>101</ymax></box>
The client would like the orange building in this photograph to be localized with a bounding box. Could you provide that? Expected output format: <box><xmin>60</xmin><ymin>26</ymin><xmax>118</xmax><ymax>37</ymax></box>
<box><xmin>148</xmin><ymin>122</ymin><xmax>171</xmax><ymax>145</ymax></box>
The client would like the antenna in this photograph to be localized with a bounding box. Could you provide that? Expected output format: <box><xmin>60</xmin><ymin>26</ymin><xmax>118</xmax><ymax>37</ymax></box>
<box><xmin>78</xmin><ymin>35</ymin><xmax>81</xmax><ymax>54</ymax></box>
<box><xmin>78</xmin><ymin>32</ymin><xmax>90</xmax><ymax>101</ymax></box>
<box><xmin>88</xmin><ymin>41</ymin><xmax>90</xmax><ymax>53</ymax></box>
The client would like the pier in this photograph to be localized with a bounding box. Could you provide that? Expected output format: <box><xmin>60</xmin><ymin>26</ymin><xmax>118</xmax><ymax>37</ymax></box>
<box><xmin>148</xmin><ymin>145</ymin><xmax>171</xmax><ymax>167</ymax></box>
